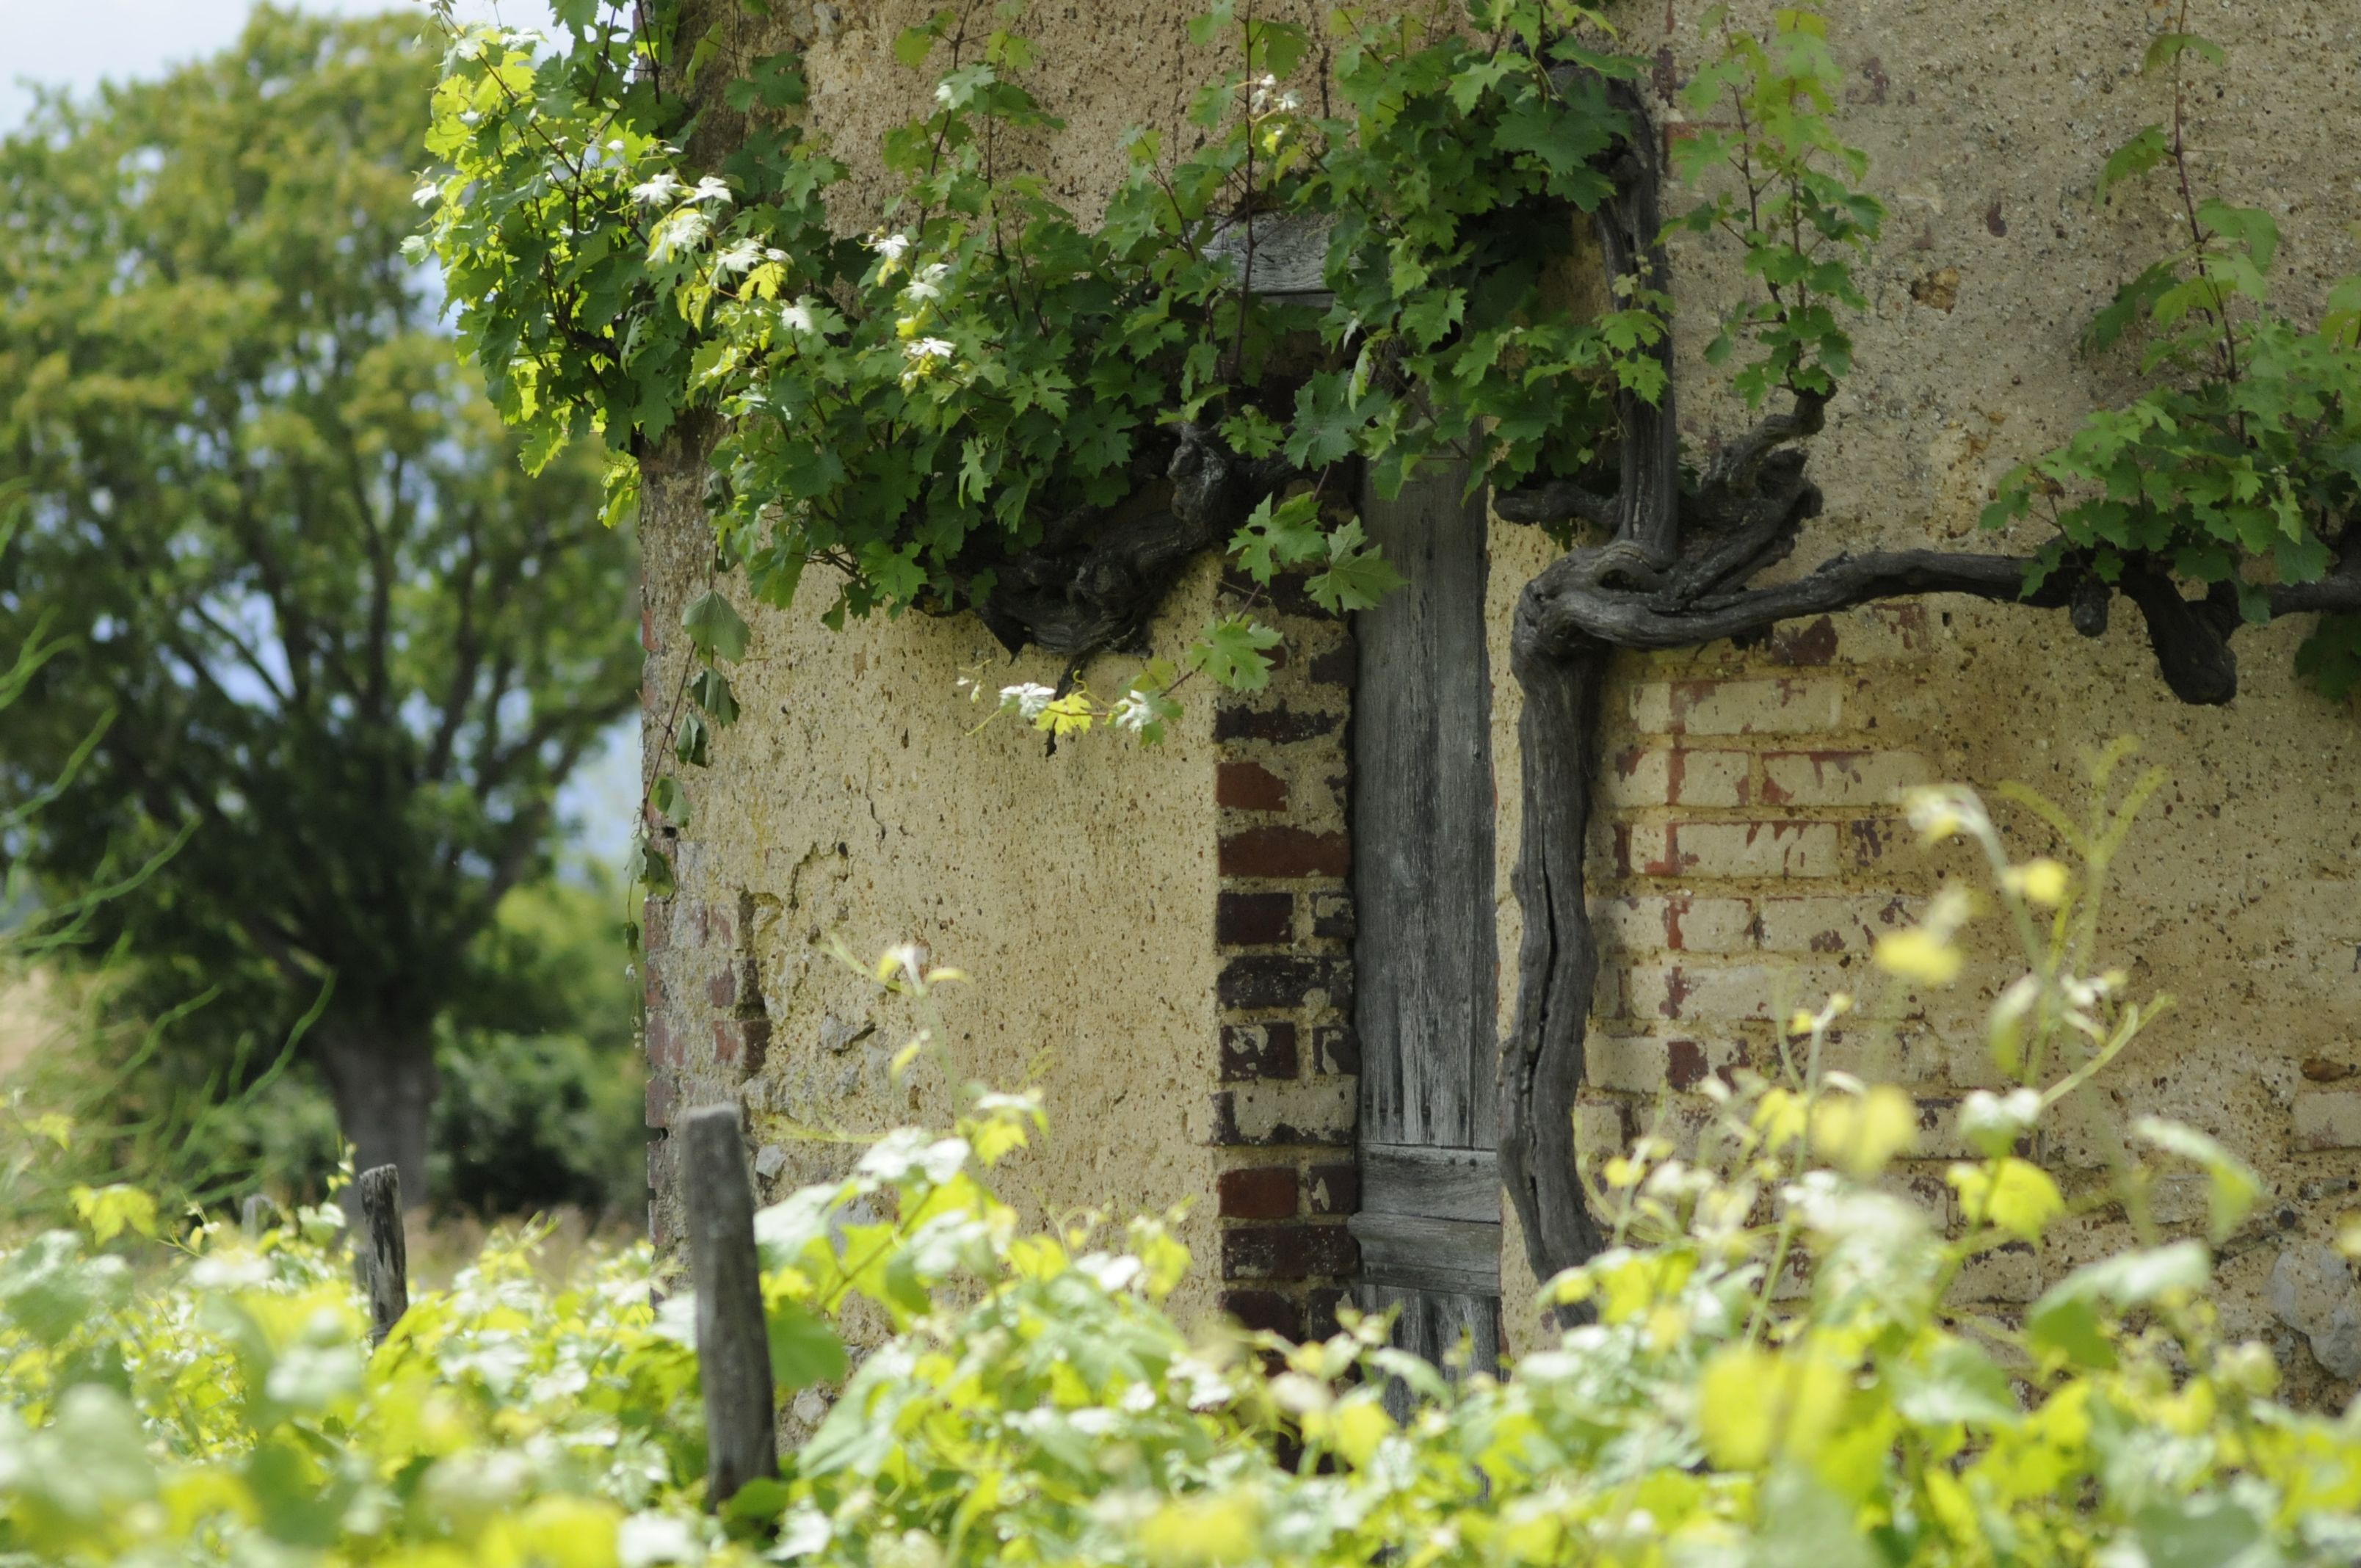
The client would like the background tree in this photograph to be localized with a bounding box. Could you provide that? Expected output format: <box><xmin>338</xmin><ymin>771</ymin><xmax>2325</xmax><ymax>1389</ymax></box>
<box><xmin>0</xmin><ymin>5</ymin><xmax>642</xmax><ymax>1203</ymax></box>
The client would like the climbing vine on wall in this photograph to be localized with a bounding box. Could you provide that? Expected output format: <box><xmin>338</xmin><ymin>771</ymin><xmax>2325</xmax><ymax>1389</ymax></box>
<box><xmin>421</xmin><ymin>0</ymin><xmax>2361</xmax><ymax>1282</ymax></box>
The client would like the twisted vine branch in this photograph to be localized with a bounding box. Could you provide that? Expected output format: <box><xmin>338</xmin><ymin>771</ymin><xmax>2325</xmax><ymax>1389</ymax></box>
<box><xmin>951</xmin><ymin>424</ymin><xmax>1297</xmax><ymax>659</ymax></box>
<box><xmin>1491</xmin><ymin>79</ymin><xmax>2361</xmax><ymax>1296</ymax></box>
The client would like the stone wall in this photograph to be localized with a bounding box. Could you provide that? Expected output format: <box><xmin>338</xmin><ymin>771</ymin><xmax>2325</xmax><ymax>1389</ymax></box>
<box><xmin>642</xmin><ymin>0</ymin><xmax>2361</xmax><ymax>1394</ymax></box>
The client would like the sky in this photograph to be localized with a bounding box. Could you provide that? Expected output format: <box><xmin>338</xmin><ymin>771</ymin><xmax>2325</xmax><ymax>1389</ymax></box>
<box><xmin>0</xmin><ymin>0</ymin><xmax>559</xmax><ymax>131</ymax></box>
<box><xmin>2</xmin><ymin>0</ymin><xmax>641</xmax><ymax>874</ymax></box>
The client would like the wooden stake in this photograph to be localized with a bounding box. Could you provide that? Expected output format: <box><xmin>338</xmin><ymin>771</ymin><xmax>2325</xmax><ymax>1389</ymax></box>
<box><xmin>240</xmin><ymin>1194</ymin><xmax>270</xmax><ymax>1238</ymax></box>
<box><xmin>355</xmin><ymin>1164</ymin><xmax>408</xmax><ymax>1344</ymax></box>
<box><xmin>681</xmin><ymin>1103</ymin><xmax>777</xmax><ymax>1507</ymax></box>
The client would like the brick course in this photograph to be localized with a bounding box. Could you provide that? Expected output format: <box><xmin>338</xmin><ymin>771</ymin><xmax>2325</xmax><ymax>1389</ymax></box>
<box><xmin>1207</xmin><ymin>570</ymin><xmax>1358</xmax><ymax>1337</ymax></box>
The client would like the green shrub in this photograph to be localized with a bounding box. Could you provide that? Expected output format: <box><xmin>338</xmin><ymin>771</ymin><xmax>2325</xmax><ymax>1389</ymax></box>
<box><xmin>432</xmin><ymin>1028</ymin><xmax>647</xmax><ymax>1221</ymax></box>
<box><xmin>2</xmin><ymin>755</ymin><xmax>2358</xmax><ymax>1568</ymax></box>
<box><xmin>1</xmin><ymin>874</ymin><xmax>645</xmax><ymax>1226</ymax></box>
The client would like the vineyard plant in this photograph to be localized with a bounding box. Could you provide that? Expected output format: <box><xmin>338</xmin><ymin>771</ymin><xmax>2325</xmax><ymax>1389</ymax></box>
<box><xmin>6</xmin><ymin>763</ymin><xmax>2361</xmax><ymax>1568</ymax></box>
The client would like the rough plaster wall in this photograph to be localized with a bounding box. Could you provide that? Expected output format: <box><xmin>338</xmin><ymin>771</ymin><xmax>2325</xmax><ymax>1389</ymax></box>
<box><xmin>791</xmin><ymin>0</ymin><xmax>1332</xmax><ymax>226</ymax></box>
<box><xmin>1491</xmin><ymin>2</ymin><xmax>2361</xmax><ymax>1382</ymax></box>
<box><xmin>640</xmin><ymin>495</ymin><xmax>1227</xmax><ymax>1329</ymax></box>
<box><xmin>658</xmin><ymin>0</ymin><xmax>2361</xmax><ymax>1387</ymax></box>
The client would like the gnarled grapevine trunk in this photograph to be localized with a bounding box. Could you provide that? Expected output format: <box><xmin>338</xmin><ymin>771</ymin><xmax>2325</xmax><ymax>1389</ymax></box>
<box><xmin>1497</xmin><ymin>621</ymin><xmax>1611</xmax><ymax>1293</ymax></box>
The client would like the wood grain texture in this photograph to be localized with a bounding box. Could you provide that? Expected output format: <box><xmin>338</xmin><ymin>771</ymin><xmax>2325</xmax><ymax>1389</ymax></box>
<box><xmin>355</xmin><ymin>1164</ymin><xmax>407</xmax><ymax>1345</ymax></box>
<box><xmin>1348</xmin><ymin>1212</ymin><xmax>1503</xmax><ymax>1295</ymax></box>
<box><xmin>1352</xmin><ymin>463</ymin><xmax>1498</xmax><ymax>1153</ymax></box>
<box><xmin>1360</xmin><ymin>1144</ymin><xmax>1498</xmax><ymax>1224</ymax></box>
<box><xmin>1203</xmin><ymin>213</ymin><xmax>1335</xmax><ymax>301</ymax></box>
<box><xmin>681</xmin><ymin>1104</ymin><xmax>777</xmax><ymax>1507</ymax></box>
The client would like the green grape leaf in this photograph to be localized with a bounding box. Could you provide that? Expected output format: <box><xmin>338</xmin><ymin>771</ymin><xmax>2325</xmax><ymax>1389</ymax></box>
<box><xmin>1306</xmin><ymin>520</ymin><xmax>1407</xmax><ymax>613</ymax></box>
<box><xmin>682</xmin><ymin>590</ymin><xmax>752</xmax><ymax>663</ymax></box>
<box><xmin>690</xmin><ymin>667</ymin><xmax>741</xmax><ymax>727</ymax></box>
<box><xmin>674</xmin><ymin>708</ymin><xmax>711</xmax><ymax>768</ymax></box>
<box><xmin>2296</xmin><ymin>612</ymin><xmax>2361</xmax><ymax>699</ymax></box>
<box><xmin>1189</xmin><ymin>616</ymin><xmax>1283</xmax><ymax>692</ymax></box>
<box><xmin>651</xmin><ymin>774</ymin><xmax>692</xmax><ymax>827</ymax></box>
<box><xmin>2026</xmin><ymin>1291</ymin><xmax>2115</xmax><ymax>1369</ymax></box>
<box><xmin>1228</xmin><ymin>493</ymin><xmax>1326</xmax><ymax>583</ymax></box>
<box><xmin>1888</xmin><ymin>1336</ymin><xmax>2020</xmax><ymax>1429</ymax></box>
<box><xmin>2094</xmin><ymin>126</ymin><xmax>2169</xmax><ymax>208</ymax></box>
<box><xmin>725</xmin><ymin>52</ymin><xmax>809</xmax><ymax>112</ymax></box>
<box><xmin>2133</xmin><ymin>1499</ymin><xmax>2265</xmax><ymax>1568</ymax></box>
<box><xmin>2142</xmin><ymin>32</ymin><xmax>2227</xmax><ymax>74</ymax></box>
<box><xmin>766</xmin><ymin>1300</ymin><xmax>849</xmax><ymax>1389</ymax></box>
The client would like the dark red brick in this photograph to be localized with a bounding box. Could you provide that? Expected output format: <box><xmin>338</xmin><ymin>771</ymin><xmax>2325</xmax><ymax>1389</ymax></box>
<box><xmin>713</xmin><ymin>1019</ymin><xmax>771</xmax><ymax>1072</ymax></box>
<box><xmin>1214</xmin><ymin>705</ymin><xmax>1341</xmax><ymax>743</ymax></box>
<box><xmin>1221</xmin><ymin>1223</ymin><xmax>1359</xmax><ymax>1280</ymax></box>
<box><xmin>1310</xmin><ymin>893</ymin><xmax>1354</xmax><ymax>941</ymax></box>
<box><xmin>1767</xmin><ymin>615</ymin><xmax>1838</xmax><ymax>666</ymax></box>
<box><xmin>1218</xmin><ymin>1166</ymin><xmax>1299</xmax><ymax>1219</ymax></box>
<box><xmin>1308</xmin><ymin>639</ymin><xmax>1357</xmax><ymax>687</ymax></box>
<box><xmin>1219</xmin><ymin>956</ymin><xmax>1352</xmax><ymax>1013</ymax></box>
<box><xmin>1304</xmin><ymin>1287</ymin><xmax>1346</xmax><ymax>1340</ymax></box>
<box><xmin>1217</xmin><ymin>761</ymin><xmax>1291</xmax><ymax>812</ymax></box>
<box><xmin>1667</xmin><ymin>1039</ymin><xmax>1708</xmax><ymax>1090</ymax></box>
<box><xmin>1217</xmin><ymin>891</ymin><xmax>1294</xmax><ymax>947</ymax></box>
<box><xmin>1219</xmin><ymin>1289</ymin><xmax>1304</xmax><ymax>1340</ymax></box>
<box><xmin>643</xmin><ymin>897</ymin><xmax>670</xmax><ymax>953</ymax></box>
<box><xmin>646</xmin><ymin>1017</ymin><xmax>681</xmax><ymax>1070</ymax></box>
<box><xmin>1312</xmin><ymin>1025</ymin><xmax>1360</xmax><ymax>1075</ymax></box>
<box><xmin>707</xmin><ymin>965</ymin><xmax>738</xmax><ymax>1009</ymax></box>
<box><xmin>1219</xmin><ymin>827</ymin><xmax>1351</xmax><ymax>878</ymax></box>
<box><xmin>1220</xmin><ymin>1021</ymin><xmax>1299</xmax><ymax>1082</ymax></box>
<box><xmin>1306</xmin><ymin>1163</ymin><xmax>1359</xmax><ymax>1215</ymax></box>
<box><xmin>645</xmin><ymin>1074</ymin><xmax>675</xmax><ymax>1128</ymax></box>
<box><xmin>700</xmin><ymin>901</ymin><xmax>736</xmax><ymax>947</ymax></box>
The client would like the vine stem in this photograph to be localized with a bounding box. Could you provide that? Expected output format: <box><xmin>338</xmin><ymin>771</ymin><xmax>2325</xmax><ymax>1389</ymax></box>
<box><xmin>2165</xmin><ymin>0</ymin><xmax>2240</xmax><ymax>391</ymax></box>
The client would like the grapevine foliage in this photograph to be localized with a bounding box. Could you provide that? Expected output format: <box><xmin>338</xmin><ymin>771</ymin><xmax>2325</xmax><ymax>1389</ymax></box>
<box><xmin>417</xmin><ymin>0</ymin><xmax>1665</xmax><ymax>771</ymax></box>
<box><xmin>1981</xmin><ymin>25</ymin><xmax>2361</xmax><ymax>694</ymax></box>
<box><xmin>417</xmin><ymin>0</ymin><xmax>2361</xmax><ymax>868</ymax></box>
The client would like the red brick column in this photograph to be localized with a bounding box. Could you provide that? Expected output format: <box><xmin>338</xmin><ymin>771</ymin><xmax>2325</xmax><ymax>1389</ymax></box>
<box><xmin>642</xmin><ymin>886</ymin><xmax>770</xmax><ymax>1251</ymax></box>
<box><xmin>1208</xmin><ymin>576</ymin><xmax>1360</xmax><ymax>1341</ymax></box>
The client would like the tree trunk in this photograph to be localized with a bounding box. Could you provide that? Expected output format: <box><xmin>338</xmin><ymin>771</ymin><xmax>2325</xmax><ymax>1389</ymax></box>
<box><xmin>316</xmin><ymin>1023</ymin><xmax>438</xmax><ymax>1211</ymax></box>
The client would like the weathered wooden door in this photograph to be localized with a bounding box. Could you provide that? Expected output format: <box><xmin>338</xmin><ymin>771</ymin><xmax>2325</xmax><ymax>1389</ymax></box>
<box><xmin>1346</xmin><ymin>465</ymin><xmax>1502</xmax><ymax>1377</ymax></box>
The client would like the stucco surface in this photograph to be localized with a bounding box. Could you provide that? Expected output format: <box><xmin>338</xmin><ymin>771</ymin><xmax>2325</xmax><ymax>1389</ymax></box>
<box><xmin>1488</xmin><ymin>0</ymin><xmax>2361</xmax><ymax>1373</ymax></box>
<box><xmin>641</xmin><ymin>488</ymin><xmax>1228</xmax><ymax>1325</ymax></box>
<box><xmin>649</xmin><ymin>0</ymin><xmax>2361</xmax><ymax>1384</ymax></box>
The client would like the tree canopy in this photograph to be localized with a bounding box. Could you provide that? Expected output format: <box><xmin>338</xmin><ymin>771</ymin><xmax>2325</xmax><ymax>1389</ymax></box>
<box><xmin>0</xmin><ymin>4</ymin><xmax>641</xmax><ymax>1201</ymax></box>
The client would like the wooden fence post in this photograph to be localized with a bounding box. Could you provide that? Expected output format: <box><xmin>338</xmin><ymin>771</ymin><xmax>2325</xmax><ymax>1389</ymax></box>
<box><xmin>355</xmin><ymin>1165</ymin><xmax>408</xmax><ymax>1344</ymax></box>
<box><xmin>681</xmin><ymin>1103</ymin><xmax>777</xmax><ymax>1507</ymax></box>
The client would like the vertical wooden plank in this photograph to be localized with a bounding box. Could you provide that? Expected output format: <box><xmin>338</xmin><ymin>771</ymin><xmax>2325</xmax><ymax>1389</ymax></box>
<box><xmin>681</xmin><ymin>1103</ymin><xmax>777</xmax><ymax>1508</ymax></box>
<box><xmin>1352</xmin><ymin>462</ymin><xmax>1498</xmax><ymax>1150</ymax></box>
<box><xmin>1352</xmin><ymin>462</ymin><xmax>1502</xmax><ymax>1398</ymax></box>
<box><xmin>355</xmin><ymin>1165</ymin><xmax>407</xmax><ymax>1344</ymax></box>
